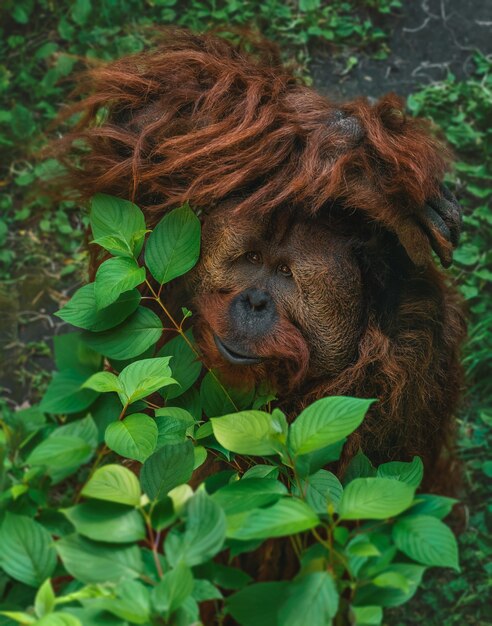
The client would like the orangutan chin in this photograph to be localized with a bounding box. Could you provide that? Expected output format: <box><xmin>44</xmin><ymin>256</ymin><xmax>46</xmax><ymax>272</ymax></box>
<box><xmin>54</xmin><ymin>28</ymin><xmax>466</xmax><ymax>491</ymax></box>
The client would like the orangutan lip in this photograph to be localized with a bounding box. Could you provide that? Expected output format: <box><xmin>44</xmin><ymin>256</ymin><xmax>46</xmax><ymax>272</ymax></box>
<box><xmin>214</xmin><ymin>335</ymin><xmax>263</xmax><ymax>365</ymax></box>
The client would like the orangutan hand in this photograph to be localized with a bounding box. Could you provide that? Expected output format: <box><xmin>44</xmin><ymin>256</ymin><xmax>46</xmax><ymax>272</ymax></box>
<box><xmin>420</xmin><ymin>184</ymin><xmax>462</xmax><ymax>268</ymax></box>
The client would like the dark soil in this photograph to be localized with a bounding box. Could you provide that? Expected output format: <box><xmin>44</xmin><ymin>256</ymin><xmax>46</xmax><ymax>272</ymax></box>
<box><xmin>311</xmin><ymin>0</ymin><xmax>491</xmax><ymax>100</ymax></box>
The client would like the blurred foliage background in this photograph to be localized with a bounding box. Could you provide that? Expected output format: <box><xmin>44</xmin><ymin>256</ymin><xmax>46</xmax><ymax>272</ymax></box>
<box><xmin>0</xmin><ymin>1</ymin><xmax>490</xmax><ymax>624</ymax></box>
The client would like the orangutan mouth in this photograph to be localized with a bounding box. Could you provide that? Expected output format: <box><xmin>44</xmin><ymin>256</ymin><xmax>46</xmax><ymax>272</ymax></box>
<box><xmin>213</xmin><ymin>335</ymin><xmax>263</xmax><ymax>365</ymax></box>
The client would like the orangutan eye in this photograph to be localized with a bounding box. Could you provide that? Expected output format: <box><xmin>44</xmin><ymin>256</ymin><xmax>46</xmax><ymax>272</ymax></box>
<box><xmin>246</xmin><ymin>251</ymin><xmax>262</xmax><ymax>264</ymax></box>
<box><xmin>277</xmin><ymin>263</ymin><xmax>292</xmax><ymax>277</ymax></box>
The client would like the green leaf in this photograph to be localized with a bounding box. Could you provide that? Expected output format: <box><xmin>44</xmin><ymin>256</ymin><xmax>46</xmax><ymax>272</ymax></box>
<box><xmin>27</xmin><ymin>436</ymin><xmax>93</xmax><ymax>470</ymax></box>
<box><xmin>0</xmin><ymin>513</ymin><xmax>56</xmax><ymax>587</ymax></box>
<box><xmin>140</xmin><ymin>441</ymin><xmax>194</xmax><ymax>500</ymax></box>
<box><xmin>54</xmin><ymin>414</ymin><xmax>98</xmax><ymax>448</ymax></box>
<box><xmin>226</xmin><ymin>582</ymin><xmax>289</xmax><ymax>626</ymax></box>
<box><xmin>200</xmin><ymin>371</ymin><xmax>254</xmax><ymax>418</ymax></box>
<box><xmin>56</xmin><ymin>284</ymin><xmax>141</xmax><ymax>331</ymax></box>
<box><xmin>90</xmin><ymin>194</ymin><xmax>146</xmax><ymax>258</ymax></box>
<box><xmin>35</xmin><ymin>614</ymin><xmax>82</xmax><ymax>626</ymax></box>
<box><xmin>351</xmin><ymin>606</ymin><xmax>383</xmax><ymax>626</ymax></box>
<box><xmin>212</xmin><ymin>479</ymin><xmax>287</xmax><ymax>515</ymax></box>
<box><xmin>90</xmin><ymin>580</ymin><xmax>150</xmax><ymax>624</ymax></box>
<box><xmin>211</xmin><ymin>410</ymin><xmax>287</xmax><ymax>455</ymax></box>
<box><xmin>62</xmin><ymin>502</ymin><xmax>146</xmax><ymax>543</ymax></box>
<box><xmin>54</xmin><ymin>332</ymin><xmax>102</xmax><ymax>375</ymax></box>
<box><xmin>408</xmin><ymin>494</ymin><xmax>457</xmax><ymax>519</ymax></box>
<box><xmin>157</xmin><ymin>331</ymin><xmax>202</xmax><ymax>399</ymax></box>
<box><xmin>226</xmin><ymin>498</ymin><xmax>319</xmax><ymax>540</ymax></box>
<box><xmin>82</xmin><ymin>371</ymin><xmax>122</xmax><ymax>394</ymax></box>
<box><xmin>279</xmin><ymin>572</ymin><xmax>339</xmax><ymax>626</ymax></box>
<box><xmin>343</xmin><ymin>452</ymin><xmax>376</xmax><ymax>483</ymax></box>
<box><xmin>118</xmin><ymin>356</ymin><xmax>174</xmax><ymax>403</ymax></box>
<box><xmin>81</xmin><ymin>464</ymin><xmax>141</xmax><ymax>506</ymax></box>
<box><xmin>377</xmin><ymin>457</ymin><xmax>423</xmax><ymax>487</ymax></box>
<box><xmin>289</xmin><ymin>397</ymin><xmax>374</xmax><ymax>455</ymax></box>
<box><xmin>35</xmin><ymin>579</ymin><xmax>56</xmax><ymax>618</ymax></box>
<box><xmin>145</xmin><ymin>203</ymin><xmax>200</xmax><ymax>284</ymax></box>
<box><xmin>152</xmin><ymin>562</ymin><xmax>194</xmax><ymax>615</ymax></box>
<box><xmin>242</xmin><ymin>465</ymin><xmax>279</xmax><ymax>480</ymax></box>
<box><xmin>372</xmin><ymin>571</ymin><xmax>410</xmax><ymax>593</ymax></box>
<box><xmin>393</xmin><ymin>515</ymin><xmax>459</xmax><ymax>570</ymax></box>
<box><xmin>94</xmin><ymin>257</ymin><xmax>146</xmax><ymax>310</ymax></box>
<box><xmin>105</xmin><ymin>413</ymin><xmax>158</xmax><ymax>462</ymax></box>
<box><xmin>40</xmin><ymin>370</ymin><xmax>98</xmax><ymax>414</ymax></box>
<box><xmin>354</xmin><ymin>563</ymin><xmax>426</xmax><ymax>607</ymax></box>
<box><xmin>295</xmin><ymin>470</ymin><xmax>343</xmax><ymax>514</ymax></box>
<box><xmin>192</xmin><ymin>579</ymin><xmax>223</xmax><ymax>602</ymax></box>
<box><xmin>165</xmin><ymin>491</ymin><xmax>226</xmax><ymax>567</ymax></box>
<box><xmin>83</xmin><ymin>306</ymin><xmax>163</xmax><ymax>360</ymax></box>
<box><xmin>0</xmin><ymin>612</ymin><xmax>36</xmax><ymax>624</ymax></box>
<box><xmin>296</xmin><ymin>440</ymin><xmax>346</xmax><ymax>478</ymax></box>
<box><xmin>155</xmin><ymin>407</ymin><xmax>195</xmax><ymax>447</ymax></box>
<box><xmin>338</xmin><ymin>478</ymin><xmax>415</xmax><ymax>520</ymax></box>
<box><xmin>56</xmin><ymin>534</ymin><xmax>143</xmax><ymax>584</ymax></box>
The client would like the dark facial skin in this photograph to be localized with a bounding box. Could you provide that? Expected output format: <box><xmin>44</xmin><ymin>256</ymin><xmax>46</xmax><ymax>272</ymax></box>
<box><xmin>190</xmin><ymin>206</ymin><xmax>366</xmax><ymax>386</ymax></box>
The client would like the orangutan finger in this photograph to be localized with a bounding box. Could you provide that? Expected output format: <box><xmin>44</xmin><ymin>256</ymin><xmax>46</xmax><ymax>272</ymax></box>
<box><xmin>427</xmin><ymin>184</ymin><xmax>462</xmax><ymax>247</ymax></box>
<box><xmin>419</xmin><ymin>203</ymin><xmax>454</xmax><ymax>268</ymax></box>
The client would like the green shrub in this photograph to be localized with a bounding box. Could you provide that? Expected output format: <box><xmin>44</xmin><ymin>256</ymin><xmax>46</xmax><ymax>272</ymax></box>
<box><xmin>0</xmin><ymin>196</ymin><xmax>459</xmax><ymax>626</ymax></box>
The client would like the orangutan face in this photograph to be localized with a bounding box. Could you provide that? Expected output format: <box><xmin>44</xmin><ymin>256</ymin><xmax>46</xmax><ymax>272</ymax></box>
<box><xmin>191</xmin><ymin>205</ymin><xmax>365</xmax><ymax>391</ymax></box>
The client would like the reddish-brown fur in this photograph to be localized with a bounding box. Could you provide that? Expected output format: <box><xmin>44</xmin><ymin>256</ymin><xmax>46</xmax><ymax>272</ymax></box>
<box><xmin>51</xmin><ymin>29</ymin><xmax>465</xmax><ymax>492</ymax></box>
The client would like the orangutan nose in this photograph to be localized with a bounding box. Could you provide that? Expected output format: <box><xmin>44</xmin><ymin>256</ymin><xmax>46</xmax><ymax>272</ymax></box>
<box><xmin>230</xmin><ymin>288</ymin><xmax>277</xmax><ymax>337</ymax></box>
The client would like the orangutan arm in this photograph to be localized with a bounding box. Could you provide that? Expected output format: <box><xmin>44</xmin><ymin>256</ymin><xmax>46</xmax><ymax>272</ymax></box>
<box><xmin>332</xmin><ymin>95</ymin><xmax>462</xmax><ymax>267</ymax></box>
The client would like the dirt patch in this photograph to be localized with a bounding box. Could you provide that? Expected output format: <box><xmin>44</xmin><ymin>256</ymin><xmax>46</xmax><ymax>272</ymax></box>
<box><xmin>310</xmin><ymin>0</ymin><xmax>491</xmax><ymax>101</ymax></box>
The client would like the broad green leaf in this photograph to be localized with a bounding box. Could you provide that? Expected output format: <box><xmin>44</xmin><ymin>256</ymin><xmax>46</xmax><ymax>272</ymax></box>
<box><xmin>90</xmin><ymin>193</ymin><xmax>146</xmax><ymax>258</ymax></box>
<box><xmin>393</xmin><ymin>515</ymin><xmax>459</xmax><ymax>570</ymax></box>
<box><xmin>152</xmin><ymin>562</ymin><xmax>194</xmax><ymax>615</ymax></box>
<box><xmin>0</xmin><ymin>513</ymin><xmax>56</xmax><ymax>587</ymax></box>
<box><xmin>83</xmin><ymin>306</ymin><xmax>163</xmax><ymax>360</ymax></box>
<box><xmin>211</xmin><ymin>410</ymin><xmax>287</xmax><ymax>455</ymax></box>
<box><xmin>200</xmin><ymin>371</ymin><xmax>254</xmax><ymax>418</ymax></box>
<box><xmin>377</xmin><ymin>457</ymin><xmax>423</xmax><ymax>487</ymax></box>
<box><xmin>192</xmin><ymin>579</ymin><xmax>223</xmax><ymax>602</ymax></box>
<box><xmin>53</xmin><ymin>414</ymin><xmax>98</xmax><ymax>448</ymax></box>
<box><xmin>372</xmin><ymin>571</ymin><xmax>410</xmax><ymax>593</ymax></box>
<box><xmin>81</xmin><ymin>464</ymin><xmax>141</xmax><ymax>506</ymax></box>
<box><xmin>0</xmin><ymin>611</ymin><xmax>36</xmax><ymax>624</ymax></box>
<box><xmin>347</xmin><ymin>536</ymin><xmax>381</xmax><ymax>557</ymax></box>
<box><xmin>105</xmin><ymin>413</ymin><xmax>158</xmax><ymax>462</ymax></box>
<box><xmin>212</xmin><ymin>479</ymin><xmax>287</xmax><ymax>515</ymax></box>
<box><xmin>295</xmin><ymin>470</ymin><xmax>343</xmax><ymax>514</ymax></box>
<box><xmin>350</xmin><ymin>606</ymin><xmax>383</xmax><ymax>626</ymax></box>
<box><xmin>88</xmin><ymin>580</ymin><xmax>150</xmax><ymax>624</ymax></box>
<box><xmin>82</xmin><ymin>371</ymin><xmax>122</xmax><ymax>395</ymax></box>
<box><xmin>157</xmin><ymin>331</ymin><xmax>202</xmax><ymax>399</ymax></box>
<box><xmin>35</xmin><ymin>614</ymin><xmax>82</xmax><ymax>626</ymax></box>
<box><xmin>279</xmin><ymin>572</ymin><xmax>339</xmax><ymax>626</ymax></box>
<box><xmin>226</xmin><ymin>498</ymin><xmax>319</xmax><ymax>540</ymax></box>
<box><xmin>343</xmin><ymin>451</ymin><xmax>376</xmax><ymax>484</ymax></box>
<box><xmin>226</xmin><ymin>582</ymin><xmax>289</xmax><ymax>626</ymax></box>
<box><xmin>62</xmin><ymin>502</ymin><xmax>146</xmax><ymax>543</ymax></box>
<box><xmin>354</xmin><ymin>563</ymin><xmax>426</xmax><ymax>607</ymax></box>
<box><xmin>408</xmin><ymin>494</ymin><xmax>458</xmax><ymax>519</ymax></box>
<box><xmin>242</xmin><ymin>465</ymin><xmax>279</xmax><ymax>480</ymax></box>
<box><xmin>35</xmin><ymin>579</ymin><xmax>55</xmax><ymax>618</ymax></box>
<box><xmin>119</xmin><ymin>356</ymin><xmax>174</xmax><ymax>403</ymax></box>
<box><xmin>140</xmin><ymin>441</ymin><xmax>194</xmax><ymax>500</ymax></box>
<box><xmin>94</xmin><ymin>257</ymin><xmax>146</xmax><ymax>309</ymax></box>
<box><xmin>40</xmin><ymin>370</ymin><xmax>98</xmax><ymax>414</ymax></box>
<box><xmin>56</xmin><ymin>284</ymin><xmax>141</xmax><ymax>331</ymax></box>
<box><xmin>165</xmin><ymin>491</ymin><xmax>226</xmax><ymax>567</ymax></box>
<box><xmin>338</xmin><ymin>478</ymin><xmax>415</xmax><ymax>520</ymax></box>
<box><xmin>56</xmin><ymin>534</ymin><xmax>143</xmax><ymax>583</ymax></box>
<box><xmin>155</xmin><ymin>407</ymin><xmax>195</xmax><ymax>447</ymax></box>
<box><xmin>145</xmin><ymin>204</ymin><xmax>200</xmax><ymax>284</ymax></box>
<box><xmin>296</xmin><ymin>440</ymin><xmax>345</xmax><ymax>478</ymax></box>
<box><xmin>27</xmin><ymin>436</ymin><xmax>93</xmax><ymax>469</ymax></box>
<box><xmin>53</xmin><ymin>332</ymin><xmax>102</xmax><ymax>375</ymax></box>
<box><xmin>289</xmin><ymin>397</ymin><xmax>374</xmax><ymax>455</ymax></box>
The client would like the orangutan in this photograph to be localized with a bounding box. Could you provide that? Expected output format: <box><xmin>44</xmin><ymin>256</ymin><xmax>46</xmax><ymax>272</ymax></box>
<box><xmin>53</xmin><ymin>28</ymin><xmax>465</xmax><ymax>490</ymax></box>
